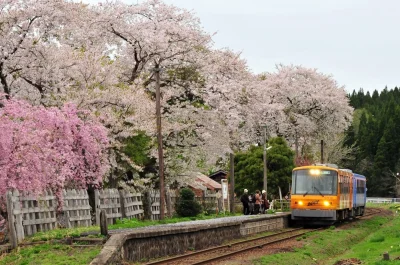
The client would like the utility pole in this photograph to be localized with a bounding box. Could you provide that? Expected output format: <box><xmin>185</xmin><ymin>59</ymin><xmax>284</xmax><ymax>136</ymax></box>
<box><xmin>295</xmin><ymin>129</ymin><xmax>299</xmax><ymax>162</ymax></box>
<box><xmin>154</xmin><ymin>65</ymin><xmax>165</xmax><ymax>220</ymax></box>
<box><xmin>229</xmin><ymin>153</ymin><xmax>235</xmax><ymax>213</ymax></box>
<box><xmin>263</xmin><ymin>126</ymin><xmax>267</xmax><ymax>194</ymax></box>
<box><xmin>320</xmin><ymin>140</ymin><xmax>324</xmax><ymax>164</ymax></box>
<box><xmin>396</xmin><ymin>173</ymin><xmax>399</xmax><ymax>199</ymax></box>
<box><xmin>394</xmin><ymin>172</ymin><xmax>400</xmax><ymax>199</ymax></box>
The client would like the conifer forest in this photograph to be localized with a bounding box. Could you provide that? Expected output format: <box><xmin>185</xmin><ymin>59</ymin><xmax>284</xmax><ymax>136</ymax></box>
<box><xmin>345</xmin><ymin>87</ymin><xmax>400</xmax><ymax>197</ymax></box>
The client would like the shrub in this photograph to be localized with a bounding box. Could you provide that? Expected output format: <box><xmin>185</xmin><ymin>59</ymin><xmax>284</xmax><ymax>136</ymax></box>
<box><xmin>369</xmin><ymin>235</ymin><xmax>385</xmax><ymax>242</ymax></box>
<box><xmin>176</xmin><ymin>188</ymin><xmax>202</xmax><ymax>217</ymax></box>
<box><xmin>234</xmin><ymin>203</ymin><xmax>243</xmax><ymax>214</ymax></box>
<box><xmin>180</xmin><ymin>188</ymin><xmax>196</xmax><ymax>200</ymax></box>
<box><xmin>203</xmin><ymin>200</ymin><xmax>217</xmax><ymax>215</ymax></box>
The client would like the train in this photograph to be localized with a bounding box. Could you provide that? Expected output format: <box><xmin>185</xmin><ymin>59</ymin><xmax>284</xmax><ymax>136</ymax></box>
<box><xmin>290</xmin><ymin>163</ymin><xmax>367</xmax><ymax>225</ymax></box>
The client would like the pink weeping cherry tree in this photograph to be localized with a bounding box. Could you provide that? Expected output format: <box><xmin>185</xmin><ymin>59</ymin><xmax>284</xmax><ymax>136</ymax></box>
<box><xmin>0</xmin><ymin>96</ymin><xmax>109</xmax><ymax>208</ymax></box>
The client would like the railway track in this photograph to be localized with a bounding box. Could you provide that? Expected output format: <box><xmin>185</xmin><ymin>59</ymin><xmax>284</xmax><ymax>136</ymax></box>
<box><xmin>329</xmin><ymin>207</ymin><xmax>382</xmax><ymax>231</ymax></box>
<box><xmin>144</xmin><ymin>227</ymin><xmax>322</xmax><ymax>265</ymax></box>
<box><xmin>353</xmin><ymin>208</ymin><xmax>382</xmax><ymax>220</ymax></box>
<box><xmin>363</xmin><ymin>208</ymin><xmax>382</xmax><ymax>217</ymax></box>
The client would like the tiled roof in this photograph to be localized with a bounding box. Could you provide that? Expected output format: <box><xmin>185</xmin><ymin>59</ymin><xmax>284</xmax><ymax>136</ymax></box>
<box><xmin>188</xmin><ymin>181</ymin><xmax>207</xmax><ymax>191</ymax></box>
<box><xmin>194</xmin><ymin>173</ymin><xmax>222</xmax><ymax>189</ymax></box>
<box><xmin>185</xmin><ymin>172</ymin><xmax>222</xmax><ymax>190</ymax></box>
<box><xmin>209</xmin><ymin>170</ymin><xmax>227</xmax><ymax>178</ymax></box>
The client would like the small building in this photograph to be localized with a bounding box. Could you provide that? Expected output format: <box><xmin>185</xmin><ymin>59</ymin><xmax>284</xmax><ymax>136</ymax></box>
<box><xmin>187</xmin><ymin>180</ymin><xmax>207</xmax><ymax>197</ymax></box>
<box><xmin>185</xmin><ymin>172</ymin><xmax>222</xmax><ymax>196</ymax></box>
<box><xmin>209</xmin><ymin>170</ymin><xmax>228</xmax><ymax>183</ymax></box>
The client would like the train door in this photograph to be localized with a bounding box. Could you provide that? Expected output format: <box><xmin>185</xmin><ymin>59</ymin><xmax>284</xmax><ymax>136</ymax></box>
<box><xmin>338</xmin><ymin>173</ymin><xmax>351</xmax><ymax>217</ymax></box>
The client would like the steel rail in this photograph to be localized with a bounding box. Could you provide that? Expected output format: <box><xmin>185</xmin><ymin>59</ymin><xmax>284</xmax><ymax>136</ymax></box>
<box><xmin>144</xmin><ymin>227</ymin><xmax>320</xmax><ymax>265</ymax></box>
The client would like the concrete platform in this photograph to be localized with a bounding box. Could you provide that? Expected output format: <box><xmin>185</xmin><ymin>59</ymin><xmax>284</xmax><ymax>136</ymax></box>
<box><xmin>90</xmin><ymin>213</ymin><xmax>291</xmax><ymax>265</ymax></box>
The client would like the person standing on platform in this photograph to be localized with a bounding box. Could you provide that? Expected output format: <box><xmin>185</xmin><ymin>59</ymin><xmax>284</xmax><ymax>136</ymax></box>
<box><xmin>240</xmin><ymin>189</ymin><xmax>250</xmax><ymax>215</ymax></box>
<box><xmin>261</xmin><ymin>190</ymin><xmax>267</xmax><ymax>213</ymax></box>
<box><xmin>262</xmin><ymin>190</ymin><xmax>270</xmax><ymax>213</ymax></box>
<box><xmin>255</xmin><ymin>190</ymin><xmax>261</xmax><ymax>214</ymax></box>
<box><xmin>248</xmin><ymin>192</ymin><xmax>255</xmax><ymax>215</ymax></box>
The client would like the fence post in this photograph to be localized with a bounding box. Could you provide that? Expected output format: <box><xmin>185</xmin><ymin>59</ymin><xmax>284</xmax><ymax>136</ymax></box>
<box><xmin>62</xmin><ymin>189</ymin><xmax>70</xmax><ymax>229</ymax></box>
<box><xmin>143</xmin><ymin>191</ymin><xmax>152</xmax><ymax>220</ymax></box>
<box><xmin>383</xmin><ymin>252</ymin><xmax>390</xmax><ymax>260</ymax></box>
<box><xmin>13</xmin><ymin>190</ymin><xmax>24</xmax><ymax>243</ymax></box>
<box><xmin>100</xmin><ymin>210</ymin><xmax>108</xmax><ymax>236</ymax></box>
<box><xmin>119</xmin><ymin>190</ymin><xmax>126</xmax><ymax>219</ymax></box>
<box><xmin>202</xmin><ymin>190</ymin><xmax>206</xmax><ymax>211</ymax></box>
<box><xmin>6</xmin><ymin>191</ymin><xmax>17</xmax><ymax>249</ymax></box>
<box><xmin>94</xmin><ymin>189</ymin><xmax>100</xmax><ymax>226</ymax></box>
<box><xmin>215</xmin><ymin>191</ymin><xmax>222</xmax><ymax>214</ymax></box>
<box><xmin>166</xmin><ymin>189</ymin><xmax>172</xmax><ymax>218</ymax></box>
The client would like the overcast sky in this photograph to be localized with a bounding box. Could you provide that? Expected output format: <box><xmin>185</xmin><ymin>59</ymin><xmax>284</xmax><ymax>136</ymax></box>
<box><xmin>85</xmin><ymin>0</ymin><xmax>400</xmax><ymax>93</ymax></box>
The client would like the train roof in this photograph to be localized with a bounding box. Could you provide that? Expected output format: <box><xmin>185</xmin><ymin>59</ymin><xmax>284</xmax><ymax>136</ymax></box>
<box><xmin>293</xmin><ymin>165</ymin><xmax>364</xmax><ymax>177</ymax></box>
<box><xmin>353</xmin><ymin>173</ymin><xmax>366</xmax><ymax>180</ymax></box>
<box><xmin>293</xmin><ymin>165</ymin><xmax>340</xmax><ymax>171</ymax></box>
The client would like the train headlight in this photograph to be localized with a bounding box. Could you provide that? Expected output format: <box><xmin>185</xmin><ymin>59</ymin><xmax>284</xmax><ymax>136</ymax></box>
<box><xmin>323</xmin><ymin>201</ymin><xmax>330</xmax><ymax>206</ymax></box>
<box><xmin>298</xmin><ymin>201</ymin><xmax>304</xmax><ymax>206</ymax></box>
<box><xmin>310</xmin><ymin>169</ymin><xmax>321</xmax><ymax>175</ymax></box>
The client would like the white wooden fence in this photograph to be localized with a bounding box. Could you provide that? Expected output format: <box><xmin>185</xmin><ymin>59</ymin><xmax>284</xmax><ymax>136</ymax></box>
<box><xmin>120</xmin><ymin>189</ymin><xmax>144</xmax><ymax>219</ymax></box>
<box><xmin>95</xmin><ymin>189</ymin><xmax>122</xmax><ymax>226</ymax></box>
<box><xmin>271</xmin><ymin>199</ymin><xmax>291</xmax><ymax>211</ymax></box>
<box><xmin>94</xmin><ymin>189</ymin><xmax>145</xmax><ymax>225</ymax></box>
<box><xmin>149</xmin><ymin>189</ymin><xmax>179</xmax><ymax>220</ymax></box>
<box><xmin>63</xmin><ymin>189</ymin><xmax>91</xmax><ymax>228</ymax></box>
<box><xmin>5</xmin><ymin>188</ymin><xmax>221</xmax><ymax>248</ymax></box>
<box><xmin>366</xmin><ymin>197</ymin><xmax>400</xmax><ymax>203</ymax></box>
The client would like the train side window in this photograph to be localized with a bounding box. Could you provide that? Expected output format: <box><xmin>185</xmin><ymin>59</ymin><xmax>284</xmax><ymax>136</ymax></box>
<box><xmin>339</xmin><ymin>175</ymin><xmax>350</xmax><ymax>194</ymax></box>
<box><xmin>356</xmin><ymin>180</ymin><xmax>365</xmax><ymax>193</ymax></box>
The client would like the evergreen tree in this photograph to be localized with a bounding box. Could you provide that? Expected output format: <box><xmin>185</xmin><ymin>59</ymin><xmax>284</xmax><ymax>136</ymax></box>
<box><xmin>345</xmin><ymin>86</ymin><xmax>400</xmax><ymax>196</ymax></box>
<box><xmin>372</xmin><ymin>134</ymin><xmax>395</xmax><ymax>196</ymax></box>
<box><xmin>176</xmin><ymin>188</ymin><xmax>202</xmax><ymax>217</ymax></box>
<box><xmin>234</xmin><ymin>137</ymin><xmax>295</xmax><ymax>199</ymax></box>
<box><xmin>122</xmin><ymin>132</ymin><xmax>157</xmax><ymax>180</ymax></box>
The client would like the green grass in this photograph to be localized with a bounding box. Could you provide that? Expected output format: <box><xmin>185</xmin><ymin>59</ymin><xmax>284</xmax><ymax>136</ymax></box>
<box><xmin>0</xmin><ymin>244</ymin><xmax>101</xmax><ymax>265</ymax></box>
<box><xmin>25</xmin><ymin>226</ymin><xmax>102</xmax><ymax>243</ymax></box>
<box><xmin>253</xmin><ymin>205</ymin><xmax>400</xmax><ymax>265</ymax></box>
<box><xmin>108</xmin><ymin>212</ymin><xmax>239</xmax><ymax>230</ymax></box>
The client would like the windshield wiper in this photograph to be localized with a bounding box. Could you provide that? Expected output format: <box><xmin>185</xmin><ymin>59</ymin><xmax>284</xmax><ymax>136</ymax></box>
<box><xmin>313</xmin><ymin>186</ymin><xmax>324</xmax><ymax>197</ymax></box>
<box><xmin>303</xmin><ymin>191</ymin><xmax>309</xmax><ymax>197</ymax></box>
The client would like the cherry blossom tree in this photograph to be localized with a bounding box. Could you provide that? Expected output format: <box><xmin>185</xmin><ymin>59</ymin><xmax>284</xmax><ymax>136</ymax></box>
<box><xmin>85</xmin><ymin>0</ymin><xmax>216</xmax><ymax>184</ymax></box>
<box><xmin>91</xmin><ymin>0</ymin><xmax>212</xmax><ymax>83</ymax></box>
<box><xmin>0</xmin><ymin>0</ymin><xmax>89</xmax><ymax>100</ymax></box>
<box><xmin>258</xmin><ymin>64</ymin><xmax>353</xmax><ymax>161</ymax></box>
<box><xmin>193</xmin><ymin>49</ymin><xmax>262</xmax><ymax>158</ymax></box>
<box><xmin>138</xmin><ymin>48</ymin><xmax>263</xmax><ymax>183</ymax></box>
<box><xmin>0</xmin><ymin>96</ymin><xmax>109</xmax><ymax>205</ymax></box>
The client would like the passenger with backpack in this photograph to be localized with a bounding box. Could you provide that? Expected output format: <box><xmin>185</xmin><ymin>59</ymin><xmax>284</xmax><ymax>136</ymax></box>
<box><xmin>262</xmin><ymin>190</ymin><xmax>270</xmax><ymax>213</ymax></box>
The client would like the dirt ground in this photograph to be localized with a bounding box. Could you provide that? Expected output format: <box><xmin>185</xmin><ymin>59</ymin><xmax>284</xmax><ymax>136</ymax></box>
<box><xmin>333</xmin><ymin>258</ymin><xmax>362</xmax><ymax>265</ymax></box>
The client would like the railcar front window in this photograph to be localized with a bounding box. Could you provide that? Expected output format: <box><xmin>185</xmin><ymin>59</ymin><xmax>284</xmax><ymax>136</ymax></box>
<box><xmin>292</xmin><ymin>169</ymin><xmax>338</xmax><ymax>195</ymax></box>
